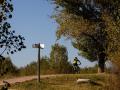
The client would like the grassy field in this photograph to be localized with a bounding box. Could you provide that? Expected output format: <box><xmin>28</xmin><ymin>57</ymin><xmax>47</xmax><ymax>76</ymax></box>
<box><xmin>9</xmin><ymin>74</ymin><xmax>118</xmax><ymax>90</ymax></box>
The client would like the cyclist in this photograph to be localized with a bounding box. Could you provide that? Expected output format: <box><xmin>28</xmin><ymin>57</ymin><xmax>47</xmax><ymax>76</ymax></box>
<box><xmin>73</xmin><ymin>57</ymin><xmax>81</xmax><ymax>73</ymax></box>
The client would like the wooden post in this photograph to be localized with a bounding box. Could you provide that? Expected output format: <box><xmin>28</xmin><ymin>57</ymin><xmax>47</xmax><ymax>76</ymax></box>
<box><xmin>32</xmin><ymin>43</ymin><xmax>44</xmax><ymax>83</ymax></box>
<box><xmin>38</xmin><ymin>44</ymin><xmax>40</xmax><ymax>83</ymax></box>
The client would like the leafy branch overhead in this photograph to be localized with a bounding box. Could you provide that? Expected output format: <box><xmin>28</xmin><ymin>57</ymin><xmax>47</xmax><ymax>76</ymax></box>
<box><xmin>0</xmin><ymin>0</ymin><xmax>26</xmax><ymax>60</ymax></box>
<box><xmin>53</xmin><ymin>0</ymin><xmax>120</xmax><ymax>20</ymax></box>
<box><xmin>51</xmin><ymin>0</ymin><xmax>120</xmax><ymax>58</ymax></box>
<box><xmin>51</xmin><ymin>0</ymin><xmax>120</xmax><ymax>72</ymax></box>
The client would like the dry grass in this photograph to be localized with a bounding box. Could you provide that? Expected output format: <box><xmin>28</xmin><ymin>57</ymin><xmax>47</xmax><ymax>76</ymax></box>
<box><xmin>9</xmin><ymin>74</ymin><xmax>120</xmax><ymax>90</ymax></box>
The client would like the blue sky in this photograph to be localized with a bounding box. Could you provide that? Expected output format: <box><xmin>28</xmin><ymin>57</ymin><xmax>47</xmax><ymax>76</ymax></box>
<box><xmin>7</xmin><ymin>0</ymin><xmax>97</xmax><ymax>67</ymax></box>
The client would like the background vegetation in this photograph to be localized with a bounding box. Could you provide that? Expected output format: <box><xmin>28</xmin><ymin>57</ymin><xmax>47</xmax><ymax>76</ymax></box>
<box><xmin>0</xmin><ymin>56</ymin><xmax>111</xmax><ymax>78</ymax></box>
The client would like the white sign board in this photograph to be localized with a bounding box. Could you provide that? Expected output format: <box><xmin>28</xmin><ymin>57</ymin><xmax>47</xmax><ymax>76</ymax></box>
<box><xmin>40</xmin><ymin>44</ymin><xmax>45</xmax><ymax>49</ymax></box>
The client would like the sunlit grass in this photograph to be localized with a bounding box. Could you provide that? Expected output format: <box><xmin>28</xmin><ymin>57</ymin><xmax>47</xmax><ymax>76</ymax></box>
<box><xmin>10</xmin><ymin>74</ymin><xmax>117</xmax><ymax>90</ymax></box>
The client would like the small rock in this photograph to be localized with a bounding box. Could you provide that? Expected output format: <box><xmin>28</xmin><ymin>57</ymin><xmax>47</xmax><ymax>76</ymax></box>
<box><xmin>76</xmin><ymin>79</ymin><xmax>90</xmax><ymax>84</ymax></box>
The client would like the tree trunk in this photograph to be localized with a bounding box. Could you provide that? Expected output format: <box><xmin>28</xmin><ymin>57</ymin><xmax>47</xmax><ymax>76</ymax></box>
<box><xmin>98</xmin><ymin>59</ymin><xmax>105</xmax><ymax>73</ymax></box>
<box><xmin>98</xmin><ymin>52</ymin><xmax>106</xmax><ymax>73</ymax></box>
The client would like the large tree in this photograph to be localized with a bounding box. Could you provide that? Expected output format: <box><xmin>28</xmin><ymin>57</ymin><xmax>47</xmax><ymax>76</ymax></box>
<box><xmin>0</xmin><ymin>0</ymin><xmax>26</xmax><ymax>60</ymax></box>
<box><xmin>51</xmin><ymin>0</ymin><xmax>120</xmax><ymax>72</ymax></box>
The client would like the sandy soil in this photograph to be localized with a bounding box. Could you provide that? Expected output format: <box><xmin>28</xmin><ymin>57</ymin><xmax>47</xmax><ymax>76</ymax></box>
<box><xmin>0</xmin><ymin>75</ymin><xmax>61</xmax><ymax>86</ymax></box>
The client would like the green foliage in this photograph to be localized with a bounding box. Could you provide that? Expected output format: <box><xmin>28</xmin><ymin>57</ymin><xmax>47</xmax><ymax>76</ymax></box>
<box><xmin>51</xmin><ymin>0</ymin><xmax>120</xmax><ymax>21</ymax></box>
<box><xmin>50</xmin><ymin>43</ymin><xmax>73</xmax><ymax>73</ymax></box>
<box><xmin>0</xmin><ymin>0</ymin><xmax>26</xmax><ymax>59</ymax></box>
<box><xmin>19</xmin><ymin>61</ymin><xmax>37</xmax><ymax>76</ymax></box>
<box><xmin>80</xmin><ymin>65</ymin><xmax>98</xmax><ymax>74</ymax></box>
<box><xmin>50</xmin><ymin>0</ymin><xmax>120</xmax><ymax>65</ymax></box>
<box><xmin>40</xmin><ymin>56</ymin><xmax>51</xmax><ymax>74</ymax></box>
<box><xmin>19</xmin><ymin>56</ymin><xmax>51</xmax><ymax>75</ymax></box>
<box><xmin>0</xmin><ymin>57</ymin><xmax>18</xmax><ymax>76</ymax></box>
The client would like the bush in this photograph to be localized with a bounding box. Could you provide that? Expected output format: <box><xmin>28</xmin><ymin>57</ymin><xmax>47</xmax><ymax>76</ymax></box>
<box><xmin>19</xmin><ymin>56</ymin><xmax>51</xmax><ymax>75</ymax></box>
<box><xmin>19</xmin><ymin>61</ymin><xmax>37</xmax><ymax>76</ymax></box>
<box><xmin>0</xmin><ymin>57</ymin><xmax>18</xmax><ymax>76</ymax></box>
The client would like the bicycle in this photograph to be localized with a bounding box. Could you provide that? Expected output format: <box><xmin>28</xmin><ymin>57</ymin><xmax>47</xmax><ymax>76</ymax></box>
<box><xmin>73</xmin><ymin>64</ymin><xmax>80</xmax><ymax>74</ymax></box>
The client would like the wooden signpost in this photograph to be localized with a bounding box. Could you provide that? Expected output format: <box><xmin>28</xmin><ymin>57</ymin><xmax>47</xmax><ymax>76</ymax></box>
<box><xmin>32</xmin><ymin>43</ymin><xmax>44</xmax><ymax>83</ymax></box>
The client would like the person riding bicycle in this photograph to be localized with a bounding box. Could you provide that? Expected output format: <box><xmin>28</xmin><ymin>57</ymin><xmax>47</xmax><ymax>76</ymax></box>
<box><xmin>73</xmin><ymin>57</ymin><xmax>81</xmax><ymax>72</ymax></box>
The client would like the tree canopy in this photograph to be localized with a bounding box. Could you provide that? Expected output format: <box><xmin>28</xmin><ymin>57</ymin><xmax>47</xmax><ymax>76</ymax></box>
<box><xmin>0</xmin><ymin>0</ymin><xmax>26</xmax><ymax>60</ymax></box>
<box><xmin>50</xmin><ymin>43</ymin><xmax>72</xmax><ymax>73</ymax></box>
<box><xmin>51</xmin><ymin>0</ymin><xmax>120</xmax><ymax>63</ymax></box>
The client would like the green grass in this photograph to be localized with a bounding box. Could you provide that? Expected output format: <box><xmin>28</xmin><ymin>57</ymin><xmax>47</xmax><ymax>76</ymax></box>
<box><xmin>9</xmin><ymin>74</ymin><xmax>116</xmax><ymax>90</ymax></box>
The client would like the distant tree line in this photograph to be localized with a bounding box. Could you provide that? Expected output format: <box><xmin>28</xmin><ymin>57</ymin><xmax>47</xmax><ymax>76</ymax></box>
<box><xmin>18</xmin><ymin>43</ymin><xmax>100</xmax><ymax>75</ymax></box>
<box><xmin>0</xmin><ymin>43</ymin><xmax>113</xmax><ymax>77</ymax></box>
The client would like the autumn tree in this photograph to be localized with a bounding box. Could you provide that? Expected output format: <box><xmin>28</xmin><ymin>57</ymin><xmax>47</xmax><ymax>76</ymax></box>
<box><xmin>50</xmin><ymin>0</ymin><xmax>120</xmax><ymax>73</ymax></box>
<box><xmin>0</xmin><ymin>0</ymin><xmax>26</xmax><ymax>60</ymax></box>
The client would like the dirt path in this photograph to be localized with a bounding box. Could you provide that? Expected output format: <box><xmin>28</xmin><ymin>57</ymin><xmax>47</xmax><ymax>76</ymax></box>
<box><xmin>0</xmin><ymin>75</ymin><xmax>62</xmax><ymax>86</ymax></box>
<box><xmin>0</xmin><ymin>74</ymin><xmax>104</xmax><ymax>86</ymax></box>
